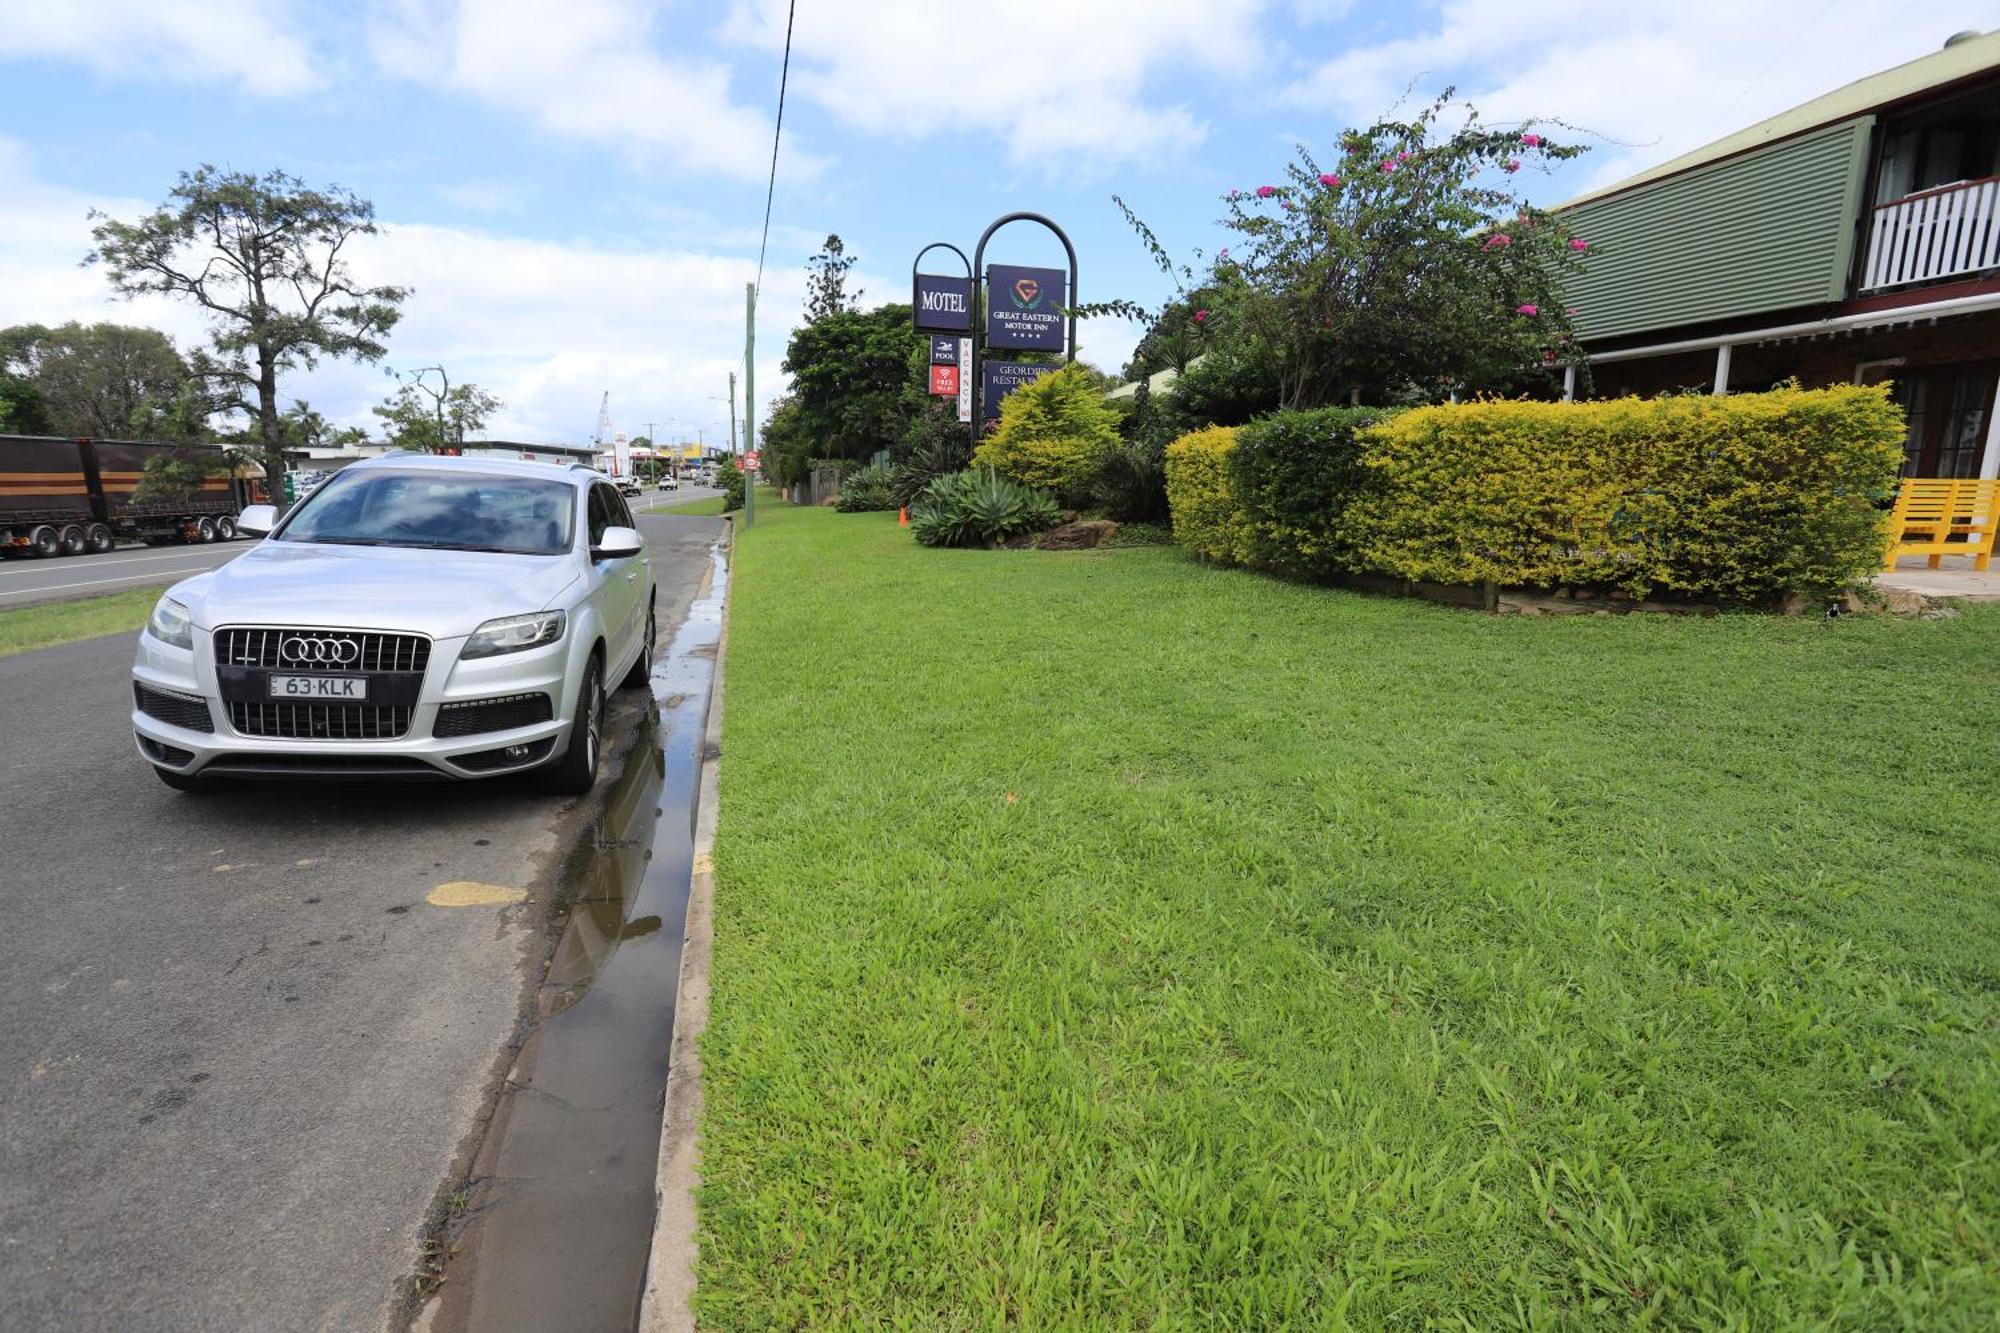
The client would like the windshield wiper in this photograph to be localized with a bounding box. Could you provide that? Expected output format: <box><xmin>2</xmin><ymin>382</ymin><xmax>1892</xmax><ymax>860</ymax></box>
<box><xmin>301</xmin><ymin>536</ymin><xmax>394</xmax><ymax>546</ymax></box>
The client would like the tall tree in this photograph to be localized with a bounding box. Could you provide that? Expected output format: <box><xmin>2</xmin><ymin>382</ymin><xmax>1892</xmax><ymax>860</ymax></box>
<box><xmin>779</xmin><ymin>303</ymin><xmax>925</xmax><ymax>471</ymax></box>
<box><xmin>372</xmin><ymin>365</ymin><xmax>499</xmax><ymax>452</ymax></box>
<box><xmin>86</xmin><ymin>165</ymin><xmax>408</xmax><ymax>491</ymax></box>
<box><xmin>1</xmin><ymin>322</ymin><xmax>194</xmax><ymax>438</ymax></box>
<box><xmin>804</xmin><ymin>235</ymin><xmax>860</xmax><ymax>324</ymax></box>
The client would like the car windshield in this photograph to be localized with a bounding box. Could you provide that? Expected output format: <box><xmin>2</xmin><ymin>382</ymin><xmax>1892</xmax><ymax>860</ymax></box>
<box><xmin>278</xmin><ymin>470</ymin><xmax>575</xmax><ymax>555</ymax></box>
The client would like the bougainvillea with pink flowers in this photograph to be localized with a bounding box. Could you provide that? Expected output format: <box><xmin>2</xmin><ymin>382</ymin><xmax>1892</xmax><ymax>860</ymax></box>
<box><xmin>1084</xmin><ymin>94</ymin><xmax>1590</xmax><ymax>410</ymax></box>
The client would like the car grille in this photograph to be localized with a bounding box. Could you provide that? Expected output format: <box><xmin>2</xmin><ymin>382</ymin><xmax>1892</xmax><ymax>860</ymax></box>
<box><xmin>134</xmin><ymin>682</ymin><xmax>214</xmax><ymax>733</ymax></box>
<box><xmin>435</xmin><ymin>692</ymin><xmax>555</xmax><ymax>737</ymax></box>
<box><xmin>214</xmin><ymin>628</ymin><xmax>431</xmax><ymax>675</ymax></box>
<box><xmin>229</xmin><ymin>701</ymin><xmax>415</xmax><ymax>740</ymax></box>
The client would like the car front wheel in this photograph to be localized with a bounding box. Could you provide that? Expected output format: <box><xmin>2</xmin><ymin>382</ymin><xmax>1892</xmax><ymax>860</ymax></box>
<box><xmin>536</xmin><ymin>657</ymin><xmax>602</xmax><ymax>794</ymax></box>
<box><xmin>621</xmin><ymin>602</ymin><xmax>655</xmax><ymax>690</ymax></box>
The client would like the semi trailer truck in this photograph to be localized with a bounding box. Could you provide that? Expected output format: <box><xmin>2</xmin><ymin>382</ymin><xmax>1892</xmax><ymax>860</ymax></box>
<box><xmin>0</xmin><ymin>434</ymin><xmax>257</xmax><ymax>558</ymax></box>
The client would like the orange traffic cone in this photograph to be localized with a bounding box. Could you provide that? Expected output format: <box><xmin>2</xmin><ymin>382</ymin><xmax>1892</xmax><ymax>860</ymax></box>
<box><xmin>898</xmin><ymin>506</ymin><xmax>909</xmax><ymax>527</ymax></box>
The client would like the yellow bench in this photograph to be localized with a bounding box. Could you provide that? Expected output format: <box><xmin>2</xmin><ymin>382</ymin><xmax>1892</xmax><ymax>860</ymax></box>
<box><xmin>1885</xmin><ymin>478</ymin><xmax>2000</xmax><ymax>571</ymax></box>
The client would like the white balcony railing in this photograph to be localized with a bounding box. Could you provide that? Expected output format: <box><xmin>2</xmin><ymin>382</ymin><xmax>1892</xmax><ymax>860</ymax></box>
<box><xmin>1863</xmin><ymin>176</ymin><xmax>2000</xmax><ymax>292</ymax></box>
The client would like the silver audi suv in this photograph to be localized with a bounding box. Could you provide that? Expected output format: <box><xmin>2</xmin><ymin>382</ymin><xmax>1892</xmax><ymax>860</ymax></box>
<box><xmin>131</xmin><ymin>454</ymin><xmax>656</xmax><ymax>793</ymax></box>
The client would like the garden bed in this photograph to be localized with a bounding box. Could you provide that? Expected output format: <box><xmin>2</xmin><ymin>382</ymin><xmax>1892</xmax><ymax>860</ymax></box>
<box><xmin>696</xmin><ymin>503</ymin><xmax>1999</xmax><ymax>1327</ymax></box>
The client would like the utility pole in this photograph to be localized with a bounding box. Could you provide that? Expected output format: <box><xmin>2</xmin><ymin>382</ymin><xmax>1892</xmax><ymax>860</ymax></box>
<box><xmin>727</xmin><ymin>371</ymin><xmax>738</xmax><ymax>456</ymax></box>
<box><xmin>743</xmin><ymin>281</ymin><xmax>756</xmax><ymax>528</ymax></box>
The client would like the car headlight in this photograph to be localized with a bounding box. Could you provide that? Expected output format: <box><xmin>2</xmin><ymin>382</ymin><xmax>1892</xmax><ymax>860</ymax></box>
<box><xmin>461</xmin><ymin>610</ymin><xmax>566</xmax><ymax>659</ymax></box>
<box><xmin>147</xmin><ymin>596</ymin><xmax>193</xmax><ymax>650</ymax></box>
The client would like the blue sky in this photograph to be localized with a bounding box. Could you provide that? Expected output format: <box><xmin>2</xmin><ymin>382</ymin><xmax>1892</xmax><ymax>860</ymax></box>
<box><xmin>1</xmin><ymin>0</ymin><xmax>1988</xmax><ymax>445</ymax></box>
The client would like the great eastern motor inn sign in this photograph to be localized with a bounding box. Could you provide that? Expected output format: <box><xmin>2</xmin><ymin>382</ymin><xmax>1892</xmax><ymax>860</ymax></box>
<box><xmin>912</xmin><ymin>273</ymin><xmax>972</xmax><ymax>333</ymax></box>
<box><xmin>984</xmin><ymin>264</ymin><xmax>1066</xmax><ymax>351</ymax></box>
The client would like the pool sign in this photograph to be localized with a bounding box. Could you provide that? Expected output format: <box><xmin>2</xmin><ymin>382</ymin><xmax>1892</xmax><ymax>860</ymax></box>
<box><xmin>985</xmin><ymin>264</ymin><xmax>1065</xmax><ymax>351</ymax></box>
<box><xmin>912</xmin><ymin>273</ymin><xmax>972</xmax><ymax>332</ymax></box>
<box><xmin>929</xmin><ymin>336</ymin><xmax>960</xmax><ymax>366</ymax></box>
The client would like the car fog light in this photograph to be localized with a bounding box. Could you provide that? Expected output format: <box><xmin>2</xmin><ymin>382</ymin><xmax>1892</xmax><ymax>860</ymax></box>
<box><xmin>504</xmin><ymin>744</ymin><xmax>531</xmax><ymax>759</ymax></box>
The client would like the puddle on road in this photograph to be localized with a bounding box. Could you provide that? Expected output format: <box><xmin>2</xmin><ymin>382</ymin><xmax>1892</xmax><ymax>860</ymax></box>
<box><xmin>420</xmin><ymin>543</ymin><xmax>727</xmax><ymax>1333</ymax></box>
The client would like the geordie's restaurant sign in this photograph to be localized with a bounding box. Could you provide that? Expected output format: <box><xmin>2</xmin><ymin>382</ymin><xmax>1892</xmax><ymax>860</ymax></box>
<box><xmin>984</xmin><ymin>264</ymin><xmax>1065</xmax><ymax>351</ymax></box>
<box><xmin>980</xmin><ymin>360</ymin><xmax>1055</xmax><ymax>428</ymax></box>
<box><xmin>912</xmin><ymin>273</ymin><xmax>972</xmax><ymax>332</ymax></box>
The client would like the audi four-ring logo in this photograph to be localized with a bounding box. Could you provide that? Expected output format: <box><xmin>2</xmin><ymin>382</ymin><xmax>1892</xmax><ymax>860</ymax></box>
<box><xmin>279</xmin><ymin>635</ymin><xmax>360</xmax><ymax>665</ymax></box>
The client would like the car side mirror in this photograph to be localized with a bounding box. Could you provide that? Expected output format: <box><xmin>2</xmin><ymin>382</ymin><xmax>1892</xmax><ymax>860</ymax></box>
<box><xmin>237</xmin><ymin>504</ymin><xmax>279</xmax><ymax>537</ymax></box>
<box><xmin>591</xmin><ymin>525</ymin><xmax>644</xmax><ymax>560</ymax></box>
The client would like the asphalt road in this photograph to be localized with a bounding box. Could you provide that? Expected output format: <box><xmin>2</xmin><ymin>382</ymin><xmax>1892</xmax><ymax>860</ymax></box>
<box><xmin>0</xmin><ymin>541</ymin><xmax>249</xmax><ymax>607</ymax></box>
<box><xmin>0</xmin><ymin>511</ymin><xmax>726</xmax><ymax>1331</ymax></box>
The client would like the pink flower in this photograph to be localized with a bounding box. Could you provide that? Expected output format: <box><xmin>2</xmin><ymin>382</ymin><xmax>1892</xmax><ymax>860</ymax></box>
<box><xmin>1569</xmin><ymin>237</ymin><xmax>1589</xmax><ymax>252</ymax></box>
<box><xmin>1193</xmin><ymin>309</ymin><xmax>1210</xmax><ymax>323</ymax></box>
<box><xmin>1484</xmin><ymin>233</ymin><xmax>1512</xmax><ymax>250</ymax></box>
<box><xmin>1565</xmin><ymin>307</ymin><xmax>1578</xmax><ymax>316</ymax></box>
<box><xmin>1504</xmin><ymin>158</ymin><xmax>1521</xmax><ymax>173</ymax></box>
<box><xmin>1227</xmin><ymin>188</ymin><xmax>1240</xmax><ymax>201</ymax></box>
<box><xmin>1521</xmin><ymin>132</ymin><xmax>1542</xmax><ymax>147</ymax></box>
<box><xmin>1255</xmin><ymin>184</ymin><xmax>1277</xmax><ymax>198</ymax></box>
<box><xmin>1380</xmin><ymin>160</ymin><xmax>1397</xmax><ymax>173</ymax></box>
<box><xmin>1515</xmin><ymin>303</ymin><xmax>1539</xmax><ymax>316</ymax></box>
<box><xmin>1318</xmin><ymin>173</ymin><xmax>1341</xmax><ymax>188</ymax></box>
<box><xmin>1218</xmin><ymin>247</ymin><xmax>1230</xmax><ymax>260</ymax></box>
<box><xmin>1396</xmin><ymin>151</ymin><xmax>1411</xmax><ymax>163</ymax></box>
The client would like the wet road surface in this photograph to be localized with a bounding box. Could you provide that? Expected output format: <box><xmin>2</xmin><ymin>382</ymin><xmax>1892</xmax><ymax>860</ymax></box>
<box><xmin>0</xmin><ymin>512</ymin><xmax>724</xmax><ymax>1331</ymax></box>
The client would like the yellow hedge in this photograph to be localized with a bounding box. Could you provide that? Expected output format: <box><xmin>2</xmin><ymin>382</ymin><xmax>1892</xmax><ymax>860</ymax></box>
<box><xmin>1163</xmin><ymin>426</ymin><xmax>1251</xmax><ymax>563</ymax></box>
<box><xmin>973</xmin><ymin>363</ymin><xmax>1119</xmax><ymax>502</ymax></box>
<box><xmin>1348</xmin><ymin>385</ymin><xmax>1906</xmax><ymax>600</ymax></box>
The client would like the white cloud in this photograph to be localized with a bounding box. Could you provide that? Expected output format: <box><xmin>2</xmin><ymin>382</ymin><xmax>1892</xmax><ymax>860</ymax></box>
<box><xmin>722</xmin><ymin>0</ymin><xmax>1271</xmax><ymax>176</ymax></box>
<box><xmin>0</xmin><ymin>137</ymin><xmax>798</xmax><ymax>447</ymax></box>
<box><xmin>1280</xmin><ymin>0</ymin><xmax>1997</xmax><ymax>190</ymax></box>
<box><xmin>366</xmin><ymin>0</ymin><xmax>817</xmax><ymax>184</ymax></box>
<box><xmin>0</xmin><ymin>0</ymin><xmax>319</xmax><ymax>95</ymax></box>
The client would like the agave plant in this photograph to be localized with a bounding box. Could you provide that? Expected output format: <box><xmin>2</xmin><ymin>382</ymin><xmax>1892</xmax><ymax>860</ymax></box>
<box><xmin>909</xmin><ymin>468</ymin><xmax>1062</xmax><ymax>548</ymax></box>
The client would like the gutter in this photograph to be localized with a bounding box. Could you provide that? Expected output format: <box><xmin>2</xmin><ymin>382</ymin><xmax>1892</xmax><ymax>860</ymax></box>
<box><xmin>1583</xmin><ymin>287</ymin><xmax>2000</xmax><ymax>365</ymax></box>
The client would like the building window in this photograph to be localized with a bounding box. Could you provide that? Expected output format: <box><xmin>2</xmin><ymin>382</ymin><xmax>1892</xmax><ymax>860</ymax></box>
<box><xmin>1894</xmin><ymin>363</ymin><xmax>1997</xmax><ymax>478</ymax></box>
<box><xmin>1876</xmin><ymin>98</ymin><xmax>2000</xmax><ymax>204</ymax></box>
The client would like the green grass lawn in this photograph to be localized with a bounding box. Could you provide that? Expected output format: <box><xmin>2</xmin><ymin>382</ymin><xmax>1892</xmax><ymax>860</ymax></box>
<box><xmin>0</xmin><ymin>585</ymin><xmax>161</xmax><ymax>657</ymax></box>
<box><xmin>698</xmin><ymin>504</ymin><xmax>2000</xmax><ymax>1329</ymax></box>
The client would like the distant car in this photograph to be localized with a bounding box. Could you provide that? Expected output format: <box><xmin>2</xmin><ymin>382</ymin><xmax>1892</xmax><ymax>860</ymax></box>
<box><xmin>658</xmin><ymin>475</ymin><xmax>681</xmax><ymax>491</ymax></box>
<box><xmin>132</xmin><ymin>455</ymin><xmax>656</xmax><ymax>794</ymax></box>
<box><xmin>617</xmin><ymin>479</ymin><xmax>642</xmax><ymax>498</ymax></box>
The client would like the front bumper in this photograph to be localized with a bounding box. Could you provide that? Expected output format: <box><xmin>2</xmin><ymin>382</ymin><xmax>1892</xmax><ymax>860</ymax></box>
<box><xmin>132</xmin><ymin>627</ymin><xmax>574</xmax><ymax>781</ymax></box>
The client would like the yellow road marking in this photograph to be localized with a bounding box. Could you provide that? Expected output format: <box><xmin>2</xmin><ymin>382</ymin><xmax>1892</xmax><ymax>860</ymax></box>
<box><xmin>427</xmin><ymin>881</ymin><xmax>529</xmax><ymax>907</ymax></box>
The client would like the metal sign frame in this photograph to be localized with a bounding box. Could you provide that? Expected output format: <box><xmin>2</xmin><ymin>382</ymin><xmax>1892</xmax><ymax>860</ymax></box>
<box><xmin>969</xmin><ymin>213</ymin><xmax>1078</xmax><ymax>450</ymax></box>
<box><xmin>911</xmin><ymin>242</ymin><xmax>974</xmax><ymax>333</ymax></box>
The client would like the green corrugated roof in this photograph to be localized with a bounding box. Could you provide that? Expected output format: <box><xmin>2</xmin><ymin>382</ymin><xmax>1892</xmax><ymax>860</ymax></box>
<box><xmin>1563</xmin><ymin>30</ymin><xmax>2000</xmax><ymax>209</ymax></box>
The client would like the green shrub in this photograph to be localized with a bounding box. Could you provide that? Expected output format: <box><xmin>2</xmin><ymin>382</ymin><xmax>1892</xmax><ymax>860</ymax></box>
<box><xmin>1092</xmin><ymin>436</ymin><xmax>1170</xmax><ymax>522</ymax></box>
<box><xmin>1349</xmin><ymin>385</ymin><xmax>1905</xmax><ymax>601</ymax></box>
<box><xmin>1162</xmin><ymin>425</ymin><xmax>1250</xmax><ymax>563</ymax></box>
<box><xmin>716</xmin><ymin>457</ymin><xmax>745</xmax><ymax>513</ymax></box>
<box><xmin>972</xmin><ymin>364</ymin><xmax>1119</xmax><ymax>504</ymax></box>
<box><xmin>834</xmin><ymin>462</ymin><xmax>896</xmax><ymax>512</ymax></box>
<box><xmin>891</xmin><ymin>434</ymin><xmax>972</xmax><ymax>507</ymax></box>
<box><xmin>909</xmin><ymin>469</ymin><xmax>1061</xmax><ymax>549</ymax></box>
<box><xmin>1232</xmin><ymin>406</ymin><xmax>1389</xmax><ymax>576</ymax></box>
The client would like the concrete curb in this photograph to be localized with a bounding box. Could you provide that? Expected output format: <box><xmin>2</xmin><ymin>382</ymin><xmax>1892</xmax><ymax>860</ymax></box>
<box><xmin>639</xmin><ymin>519</ymin><xmax>732</xmax><ymax>1333</ymax></box>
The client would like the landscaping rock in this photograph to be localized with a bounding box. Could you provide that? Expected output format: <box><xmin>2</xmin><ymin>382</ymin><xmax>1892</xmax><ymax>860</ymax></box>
<box><xmin>1032</xmin><ymin>520</ymin><xmax>1119</xmax><ymax>550</ymax></box>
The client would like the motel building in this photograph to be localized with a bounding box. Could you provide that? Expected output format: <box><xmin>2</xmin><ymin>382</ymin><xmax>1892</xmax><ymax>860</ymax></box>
<box><xmin>1563</xmin><ymin>29</ymin><xmax>2000</xmax><ymax>480</ymax></box>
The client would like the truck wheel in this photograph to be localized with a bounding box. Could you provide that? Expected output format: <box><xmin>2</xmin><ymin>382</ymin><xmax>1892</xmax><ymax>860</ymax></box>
<box><xmin>28</xmin><ymin>526</ymin><xmax>60</xmax><ymax>558</ymax></box>
<box><xmin>215</xmin><ymin>516</ymin><xmax>237</xmax><ymax>541</ymax></box>
<box><xmin>58</xmin><ymin>525</ymin><xmax>87</xmax><ymax>556</ymax></box>
<box><xmin>194</xmin><ymin>517</ymin><xmax>218</xmax><ymax>543</ymax></box>
<box><xmin>85</xmin><ymin>523</ymin><xmax>115</xmax><ymax>553</ymax></box>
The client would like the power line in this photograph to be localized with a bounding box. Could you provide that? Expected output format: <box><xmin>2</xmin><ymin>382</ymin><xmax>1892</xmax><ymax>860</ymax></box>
<box><xmin>754</xmin><ymin>0</ymin><xmax>797</xmax><ymax>297</ymax></box>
